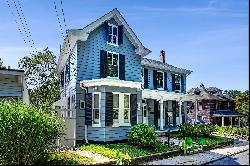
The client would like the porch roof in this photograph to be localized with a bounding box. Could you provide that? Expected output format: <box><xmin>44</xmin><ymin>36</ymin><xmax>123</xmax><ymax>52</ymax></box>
<box><xmin>142</xmin><ymin>89</ymin><xmax>197</xmax><ymax>102</ymax></box>
<box><xmin>211</xmin><ymin>110</ymin><xmax>241</xmax><ymax>117</ymax></box>
<box><xmin>80</xmin><ymin>78</ymin><xmax>142</xmax><ymax>89</ymax></box>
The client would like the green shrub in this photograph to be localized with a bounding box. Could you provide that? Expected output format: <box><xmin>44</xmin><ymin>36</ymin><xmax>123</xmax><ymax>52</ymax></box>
<box><xmin>127</xmin><ymin>124</ymin><xmax>157</xmax><ymax>148</ymax></box>
<box><xmin>197</xmin><ymin>138</ymin><xmax>207</xmax><ymax>151</ymax></box>
<box><xmin>0</xmin><ymin>100</ymin><xmax>64</xmax><ymax>165</ymax></box>
<box><xmin>37</xmin><ymin>152</ymin><xmax>93</xmax><ymax>165</ymax></box>
<box><xmin>179</xmin><ymin>124</ymin><xmax>215</xmax><ymax>137</ymax></box>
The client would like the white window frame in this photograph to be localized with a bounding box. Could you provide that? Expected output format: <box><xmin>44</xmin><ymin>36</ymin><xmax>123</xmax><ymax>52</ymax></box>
<box><xmin>174</xmin><ymin>74</ymin><xmax>181</xmax><ymax>92</ymax></box>
<box><xmin>112</xmin><ymin>92</ymin><xmax>131</xmax><ymax>127</ymax></box>
<box><xmin>92</xmin><ymin>92</ymin><xmax>101</xmax><ymax>127</ymax></box>
<box><xmin>157</xmin><ymin>71</ymin><xmax>164</xmax><ymax>90</ymax></box>
<box><xmin>80</xmin><ymin>100</ymin><xmax>85</xmax><ymax>109</ymax></box>
<box><xmin>107</xmin><ymin>51</ymin><xmax>119</xmax><ymax>79</ymax></box>
<box><xmin>107</xmin><ymin>23</ymin><xmax>118</xmax><ymax>46</ymax></box>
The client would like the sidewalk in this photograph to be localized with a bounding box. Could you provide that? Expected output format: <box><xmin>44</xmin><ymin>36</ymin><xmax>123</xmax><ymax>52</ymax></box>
<box><xmin>144</xmin><ymin>140</ymin><xmax>249</xmax><ymax>165</ymax></box>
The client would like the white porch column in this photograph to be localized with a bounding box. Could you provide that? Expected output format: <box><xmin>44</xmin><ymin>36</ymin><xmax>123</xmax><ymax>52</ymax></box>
<box><xmin>179</xmin><ymin>101</ymin><xmax>182</xmax><ymax>125</ymax></box>
<box><xmin>230</xmin><ymin>117</ymin><xmax>233</xmax><ymax>126</ymax></box>
<box><xmin>222</xmin><ymin>116</ymin><xmax>224</xmax><ymax>126</ymax></box>
<box><xmin>160</xmin><ymin>98</ymin><xmax>164</xmax><ymax>131</ymax></box>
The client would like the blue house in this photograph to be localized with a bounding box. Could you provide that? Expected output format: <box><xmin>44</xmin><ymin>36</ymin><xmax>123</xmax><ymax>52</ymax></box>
<box><xmin>54</xmin><ymin>9</ymin><xmax>193</xmax><ymax>146</ymax></box>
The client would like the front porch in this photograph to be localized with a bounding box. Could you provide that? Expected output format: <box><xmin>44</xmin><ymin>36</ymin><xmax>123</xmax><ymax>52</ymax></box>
<box><xmin>142</xmin><ymin>89</ymin><xmax>196</xmax><ymax>131</ymax></box>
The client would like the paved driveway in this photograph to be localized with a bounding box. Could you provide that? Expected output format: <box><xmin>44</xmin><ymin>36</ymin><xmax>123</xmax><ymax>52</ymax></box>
<box><xmin>144</xmin><ymin>140</ymin><xmax>249</xmax><ymax>165</ymax></box>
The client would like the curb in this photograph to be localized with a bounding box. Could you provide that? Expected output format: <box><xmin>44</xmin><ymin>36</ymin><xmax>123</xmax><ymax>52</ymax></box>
<box><xmin>201</xmin><ymin>148</ymin><xmax>249</xmax><ymax>165</ymax></box>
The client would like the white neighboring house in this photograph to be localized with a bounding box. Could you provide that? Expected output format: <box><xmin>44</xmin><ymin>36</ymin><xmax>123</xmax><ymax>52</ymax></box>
<box><xmin>0</xmin><ymin>68</ymin><xmax>29</xmax><ymax>103</ymax></box>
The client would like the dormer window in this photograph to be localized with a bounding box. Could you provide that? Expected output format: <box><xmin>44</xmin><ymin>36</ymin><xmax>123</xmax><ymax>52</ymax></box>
<box><xmin>108</xmin><ymin>23</ymin><xmax>118</xmax><ymax>45</ymax></box>
<box><xmin>107</xmin><ymin>52</ymin><xmax>119</xmax><ymax>78</ymax></box>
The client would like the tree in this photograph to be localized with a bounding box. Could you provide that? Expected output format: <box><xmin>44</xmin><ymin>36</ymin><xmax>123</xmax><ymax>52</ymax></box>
<box><xmin>18</xmin><ymin>47</ymin><xmax>60</xmax><ymax>109</ymax></box>
<box><xmin>235</xmin><ymin>91</ymin><xmax>249</xmax><ymax>127</ymax></box>
<box><xmin>0</xmin><ymin>58</ymin><xmax>5</xmax><ymax>69</ymax></box>
<box><xmin>223</xmin><ymin>90</ymin><xmax>241</xmax><ymax>99</ymax></box>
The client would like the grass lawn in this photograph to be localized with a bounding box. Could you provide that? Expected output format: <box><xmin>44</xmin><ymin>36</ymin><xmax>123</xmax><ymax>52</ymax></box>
<box><xmin>80</xmin><ymin>142</ymin><xmax>178</xmax><ymax>159</ymax></box>
<box><xmin>192</xmin><ymin>135</ymin><xmax>232</xmax><ymax>146</ymax></box>
<box><xmin>37</xmin><ymin>152</ymin><xmax>94</xmax><ymax>165</ymax></box>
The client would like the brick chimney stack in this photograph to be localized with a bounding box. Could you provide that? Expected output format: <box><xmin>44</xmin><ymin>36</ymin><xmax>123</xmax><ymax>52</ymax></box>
<box><xmin>160</xmin><ymin>50</ymin><xmax>165</xmax><ymax>63</ymax></box>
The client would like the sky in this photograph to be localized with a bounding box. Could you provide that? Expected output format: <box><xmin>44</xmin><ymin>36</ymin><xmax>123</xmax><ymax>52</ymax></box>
<box><xmin>0</xmin><ymin>0</ymin><xmax>248</xmax><ymax>91</ymax></box>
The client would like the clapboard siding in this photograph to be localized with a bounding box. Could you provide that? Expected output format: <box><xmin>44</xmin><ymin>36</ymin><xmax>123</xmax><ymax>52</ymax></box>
<box><xmin>0</xmin><ymin>75</ymin><xmax>22</xmax><ymax>97</ymax></box>
<box><xmin>76</xmin><ymin>18</ymin><xmax>141</xmax><ymax>83</ymax></box>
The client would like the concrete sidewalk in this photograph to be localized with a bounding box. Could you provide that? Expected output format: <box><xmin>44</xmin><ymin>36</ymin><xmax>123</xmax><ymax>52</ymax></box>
<box><xmin>144</xmin><ymin>140</ymin><xmax>249</xmax><ymax>165</ymax></box>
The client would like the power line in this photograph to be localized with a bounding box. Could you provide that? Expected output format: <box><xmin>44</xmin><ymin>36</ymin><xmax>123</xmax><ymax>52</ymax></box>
<box><xmin>12</xmin><ymin>0</ymin><xmax>33</xmax><ymax>50</ymax></box>
<box><xmin>16</xmin><ymin>0</ymin><xmax>37</xmax><ymax>53</ymax></box>
<box><xmin>53</xmin><ymin>0</ymin><xmax>65</xmax><ymax>39</ymax></box>
<box><xmin>60</xmin><ymin>0</ymin><xmax>67</xmax><ymax>29</ymax></box>
<box><xmin>5</xmin><ymin>0</ymin><xmax>33</xmax><ymax>55</ymax></box>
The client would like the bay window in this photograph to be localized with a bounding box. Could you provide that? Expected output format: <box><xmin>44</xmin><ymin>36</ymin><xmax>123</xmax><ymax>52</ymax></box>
<box><xmin>112</xmin><ymin>93</ymin><xmax>131</xmax><ymax>126</ymax></box>
<box><xmin>107</xmin><ymin>52</ymin><xmax>119</xmax><ymax>78</ymax></box>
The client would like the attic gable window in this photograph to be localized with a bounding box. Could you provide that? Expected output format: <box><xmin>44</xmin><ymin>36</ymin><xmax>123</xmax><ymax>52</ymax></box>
<box><xmin>107</xmin><ymin>52</ymin><xmax>119</xmax><ymax>78</ymax></box>
<box><xmin>108</xmin><ymin>23</ymin><xmax>118</xmax><ymax>45</ymax></box>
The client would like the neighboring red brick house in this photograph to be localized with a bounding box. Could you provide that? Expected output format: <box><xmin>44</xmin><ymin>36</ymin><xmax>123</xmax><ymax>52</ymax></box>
<box><xmin>186</xmin><ymin>84</ymin><xmax>241</xmax><ymax>126</ymax></box>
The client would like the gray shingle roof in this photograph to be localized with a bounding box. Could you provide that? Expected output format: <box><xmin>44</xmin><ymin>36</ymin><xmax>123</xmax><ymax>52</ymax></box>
<box><xmin>141</xmin><ymin>58</ymin><xmax>192</xmax><ymax>75</ymax></box>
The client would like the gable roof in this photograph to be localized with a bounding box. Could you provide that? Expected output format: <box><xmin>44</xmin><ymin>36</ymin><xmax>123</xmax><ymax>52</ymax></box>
<box><xmin>141</xmin><ymin>58</ymin><xmax>192</xmax><ymax>75</ymax></box>
<box><xmin>57</xmin><ymin>8</ymin><xmax>151</xmax><ymax>74</ymax></box>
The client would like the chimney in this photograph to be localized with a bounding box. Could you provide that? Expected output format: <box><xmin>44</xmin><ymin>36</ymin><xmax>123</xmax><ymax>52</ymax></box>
<box><xmin>160</xmin><ymin>50</ymin><xmax>165</xmax><ymax>63</ymax></box>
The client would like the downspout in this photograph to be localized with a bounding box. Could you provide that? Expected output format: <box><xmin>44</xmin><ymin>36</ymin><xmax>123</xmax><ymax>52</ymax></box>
<box><xmin>80</xmin><ymin>82</ymin><xmax>88</xmax><ymax>144</ymax></box>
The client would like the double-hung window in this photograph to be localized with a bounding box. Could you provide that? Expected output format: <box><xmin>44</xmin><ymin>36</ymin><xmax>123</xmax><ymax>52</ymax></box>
<box><xmin>157</xmin><ymin>71</ymin><xmax>164</xmax><ymax>89</ymax></box>
<box><xmin>108</xmin><ymin>24</ymin><xmax>118</xmax><ymax>45</ymax></box>
<box><xmin>92</xmin><ymin>93</ymin><xmax>101</xmax><ymax>125</ymax></box>
<box><xmin>175</xmin><ymin>75</ymin><xmax>181</xmax><ymax>91</ymax></box>
<box><xmin>107</xmin><ymin>52</ymin><xmax>119</xmax><ymax>78</ymax></box>
<box><xmin>112</xmin><ymin>93</ymin><xmax>131</xmax><ymax>127</ymax></box>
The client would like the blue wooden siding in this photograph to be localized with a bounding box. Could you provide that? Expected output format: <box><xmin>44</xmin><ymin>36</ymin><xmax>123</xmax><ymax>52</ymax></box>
<box><xmin>143</xmin><ymin>66</ymin><xmax>187</xmax><ymax>93</ymax></box>
<box><xmin>74</xmin><ymin>18</ymin><xmax>142</xmax><ymax>142</ymax></box>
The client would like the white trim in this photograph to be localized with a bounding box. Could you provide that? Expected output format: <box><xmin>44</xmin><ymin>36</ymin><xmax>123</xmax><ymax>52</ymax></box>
<box><xmin>107</xmin><ymin>51</ymin><xmax>119</xmax><ymax>79</ymax></box>
<box><xmin>111</xmin><ymin>92</ymin><xmax>131</xmax><ymax>127</ymax></box>
<box><xmin>92</xmin><ymin>92</ymin><xmax>101</xmax><ymax>127</ymax></box>
<box><xmin>107</xmin><ymin>23</ymin><xmax>119</xmax><ymax>46</ymax></box>
<box><xmin>81</xmin><ymin>78</ymin><xmax>142</xmax><ymax>89</ymax></box>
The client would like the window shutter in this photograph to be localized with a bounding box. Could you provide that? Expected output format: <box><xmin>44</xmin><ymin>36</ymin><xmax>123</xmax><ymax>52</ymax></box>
<box><xmin>104</xmin><ymin>21</ymin><xmax>109</xmax><ymax>42</ymax></box>
<box><xmin>130</xmin><ymin>94</ymin><xmax>137</xmax><ymax>125</ymax></box>
<box><xmin>144</xmin><ymin>68</ymin><xmax>148</xmax><ymax>89</ymax></box>
<box><xmin>100</xmin><ymin>50</ymin><xmax>108</xmax><ymax>78</ymax></box>
<box><xmin>118</xmin><ymin>25</ymin><xmax>123</xmax><ymax>45</ymax></box>
<box><xmin>153</xmin><ymin>70</ymin><xmax>157</xmax><ymax>89</ymax></box>
<box><xmin>164</xmin><ymin>72</ymin><xmax>168</xmax><ymax>90</ymax></box>
<box><xmin>172</xmin><ymin>101</ymin><xmax>176</xmax><ymax>125</ymax></box>
<box><xmin>119</xmin><ymin>54</ymin><xmax>125</xmax><ymax>80</ymax></box>
<box><xmin>164</xmin><ymin>101</ymin><xmax>168</xmax><ymax>126</ymax></box>
<box><xmin>171</xmin><ymin>74</ymin><xmax>175</xmax><ymax>91</ymax></box>
<box><xmin>85</xmin><ymin>93</ymin><xmax>92</xmax><ymax>125</ymax></box>
<box><xmin>154</xmin><ymin>100</ymin><xmax>159</xmax><ymax>127</ymax></box>
<box><xmin>181</xmin><ymin>75</ymin><xmax>184</xmax><ymax>93</ymax></box>
<box><xmin>105</xmin><ymin>92</ymin><xmax>113</xmax><ymax>126</ymax></box>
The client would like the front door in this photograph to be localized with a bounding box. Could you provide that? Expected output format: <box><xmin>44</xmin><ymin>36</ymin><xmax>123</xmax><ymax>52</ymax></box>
<box><xmin>142</xmin><ymin>104</ymin><xmax>148</xmax><ymax>124</ymax></box>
